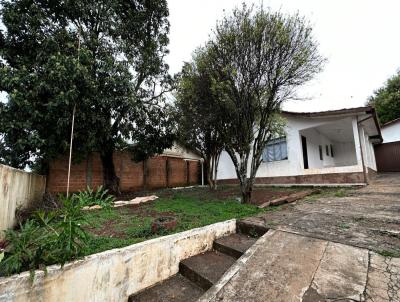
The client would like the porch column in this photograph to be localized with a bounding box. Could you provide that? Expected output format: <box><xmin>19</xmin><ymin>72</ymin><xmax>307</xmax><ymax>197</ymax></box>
<box><xmin>352</xmin><ymin>117</ymin><xmax>363</xmax><ymax>169</ymax></box>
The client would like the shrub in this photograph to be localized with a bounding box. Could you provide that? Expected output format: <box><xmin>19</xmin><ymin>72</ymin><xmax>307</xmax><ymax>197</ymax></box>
<box><xmin>0</xmin><ymin>196</ymin><xmax>89</xmax><ymax>277</ymax></box>
<box><xmin>74</xmin><ymin>186</ymin><xmax>115</xmax><ymax>209</ymax></box>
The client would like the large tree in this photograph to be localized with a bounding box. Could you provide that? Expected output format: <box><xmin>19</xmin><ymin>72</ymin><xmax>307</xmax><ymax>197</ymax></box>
<box><xmin>207</xmin><ymin>5</ymin><xmax>324</xmax><ymax>203</ymax></box>
<box><xmin>0</xmin><ymin>0</ymin><xmax>174</xmax><ymax>194</ymax></box>
<box><xmin>174</xmin><ymin>47</ymin><xmax>225</xmax><ymax>189</ymax></box>
<box><xmin>368</xmin><ymin>71</ymin><xmax>400</xmax><ymax>125</ymax></box>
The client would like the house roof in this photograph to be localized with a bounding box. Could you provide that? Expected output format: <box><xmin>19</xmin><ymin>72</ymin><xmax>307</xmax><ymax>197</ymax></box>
<box><xmin>282</xmin><ymin>106</ymin><xmax>383</xmax><ymax>144</ymax></box>
<box><xmin>282</xmin><ymin>106</ymin><xmax>373</xmax><ymax>117</ymax></box>
<box><xmin>382</xmin><ymin>117</ymin><xmax>400</xmax><ymax>128</ymax></box>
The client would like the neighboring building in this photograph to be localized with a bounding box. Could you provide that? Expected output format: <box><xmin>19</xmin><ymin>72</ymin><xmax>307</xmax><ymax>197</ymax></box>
<box><xmin>217</xmin><ymin>106</ymin><xmax>382</xmax><ymax>185</ymax></box>
<box><xmin>374</xmin><ymin>118</ymin><xmax>400</xmax><ymax>172</ymax></box>
<box><xmin>381</xmin><ymin>118</ymin><xmax>400</xmax><ymax>143</ymax></box>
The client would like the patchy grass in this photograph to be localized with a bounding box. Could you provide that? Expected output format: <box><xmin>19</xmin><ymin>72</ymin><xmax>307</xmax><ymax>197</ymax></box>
<box><xmin>303</xmin><ymin>187</ymin><xmax>353</xmax><ymax>201</ymax></box>
<box><xmin>82</xmin><ymin>188</ymin><xmax>268</xmax><ymax>255</ymax></box>
<box><xmin>378</xmin><ymin>249</ymin><xmax>400</xmax><ymax>258</ymax></box>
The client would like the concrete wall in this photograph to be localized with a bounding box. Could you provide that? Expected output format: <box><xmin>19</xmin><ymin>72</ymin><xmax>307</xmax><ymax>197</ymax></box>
<box><xmin>0</xmin><ymin>220</ymin><xmax>236</xmax><ymax>302</ymax></box>
<box><xmin>217</xmin><ymin>115</ymin><xmax>364</xmax><ymax>181</ymax></box>
<box><xmin>381</xmin><ymin>121</ymin><xmax>400</xmax><ymax>143</ymax></box>
<box><xmin>0</xmin><ymin>164</ymin><xmax>46</xmax><ymax>237</ymax></box>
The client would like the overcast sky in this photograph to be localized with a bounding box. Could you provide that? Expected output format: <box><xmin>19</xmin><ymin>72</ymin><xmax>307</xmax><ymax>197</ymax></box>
<box><xmin>1</xmin><ymin>1</ymin><xmax>399</xmax><ymax>112</ymax></box>
<box><xmin>167</xmin><ymin>0</ymin><xmax>400</xmax><ymax>112</ymax></box>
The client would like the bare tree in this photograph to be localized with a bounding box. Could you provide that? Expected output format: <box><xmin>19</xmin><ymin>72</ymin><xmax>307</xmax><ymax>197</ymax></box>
<box><xmin>208</xmin><ymin>5</ymin><xmax>324</xmax><ymax>203</ymax></box>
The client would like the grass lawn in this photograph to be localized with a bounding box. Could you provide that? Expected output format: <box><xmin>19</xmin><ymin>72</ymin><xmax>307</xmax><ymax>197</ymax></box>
<box><xmin>81</xmin><ymin>185</ymin><xmax>350</xmax><ymax>255</ymax></box>
<box><xmin>83</xmin><ymin>186</ymin><xmax>266</xmax><ymax>255</ymax></box>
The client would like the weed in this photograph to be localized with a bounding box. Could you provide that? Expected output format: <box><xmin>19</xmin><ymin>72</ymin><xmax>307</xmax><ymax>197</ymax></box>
<box><xmin>338</xmin><ymin>223</ymin><xmax>350</xmax><ymax>230</ymax></box>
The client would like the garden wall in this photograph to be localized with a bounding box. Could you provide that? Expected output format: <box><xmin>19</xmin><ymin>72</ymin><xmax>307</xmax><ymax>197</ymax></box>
<box><xmin>0</xmin><ymin>220</ymin><xmax>236</xmax><ymax>302</ymax></box>
<box><xmin>46</xmin><ymin>152</ymin><xmax>201</xmax><ymax>193</ymax></box>
<box><xmin>0</xmin><ymin>164</ymin><xmax>46</xmax><ymax>238</ymax></box>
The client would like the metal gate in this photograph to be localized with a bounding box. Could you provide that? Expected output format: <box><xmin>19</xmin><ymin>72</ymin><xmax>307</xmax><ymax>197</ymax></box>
<box><xmin>374</xmin><ymin>141</ymin><xmax>400</xmax><ymax>172</ymax></box>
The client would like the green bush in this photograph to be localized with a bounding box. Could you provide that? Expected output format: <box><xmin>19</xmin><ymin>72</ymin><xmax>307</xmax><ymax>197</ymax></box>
<box><xmin>74</xmin><ymin>186</ymin><xmax>115</xmax><ymax>209</ymax></box>
<box><xmin>0</xmin><ymin>196</ymin><xmax>89</xmax><ymax>277</ymax></box>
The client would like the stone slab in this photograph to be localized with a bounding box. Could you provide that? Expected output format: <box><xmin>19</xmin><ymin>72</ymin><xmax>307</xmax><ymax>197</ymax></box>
<box><xmin>208</xmin><ymin>230</ymin><xmax>328</xmax><ymax>302</ymax></box>
<box><xmin>365</xmin><ymin>253</ymin><xmax>400</xmax><ymax>301</ymax></box>
<box><xmin>303</xmin><ymin>242</ymin><xmax>369</xmax><ymax>301</ymax></box>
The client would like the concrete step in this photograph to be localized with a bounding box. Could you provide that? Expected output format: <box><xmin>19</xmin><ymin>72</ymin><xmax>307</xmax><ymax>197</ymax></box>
<box><xmin>213</xmin><ymin>233</ymin><xmax>257</xmax><ymax>259</ymax></box>
<box><xmin>237</xmin><ymin>217</ymin><xmax>269</xmax><ymax>237</ymax></box>
<box><xmin>128</xmin><ymin>273</ymin><xmax>204</xmax><ymax>302</ymax></box>
<box><xmin>179</xmin><ymin>250</ymin><xmax>236</xmax><ymax>290</ymax></box>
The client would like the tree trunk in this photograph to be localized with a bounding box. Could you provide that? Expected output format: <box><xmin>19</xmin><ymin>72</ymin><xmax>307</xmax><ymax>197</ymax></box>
<box><xmin>100</xmin><ymin>149</ymin><xmax>121</xmax><ymax>195</ymax></box>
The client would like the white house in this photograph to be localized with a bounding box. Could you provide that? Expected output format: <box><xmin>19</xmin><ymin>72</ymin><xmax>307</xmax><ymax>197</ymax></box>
<box><xmin>217</xmin><ymin>106</ymin><xmax>382</xmax><ymax>185</ymax></box>
<box><xmin>381</xmin><ymin>118</ymin><xmax>400</xmax><ymax>143</ymax></box>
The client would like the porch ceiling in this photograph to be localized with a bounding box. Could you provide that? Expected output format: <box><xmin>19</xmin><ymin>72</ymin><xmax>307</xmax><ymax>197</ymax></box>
<box><xmin>307</xmin><ymin>119</ymin><xmax>354</xmax><ymax>143</ymax></box>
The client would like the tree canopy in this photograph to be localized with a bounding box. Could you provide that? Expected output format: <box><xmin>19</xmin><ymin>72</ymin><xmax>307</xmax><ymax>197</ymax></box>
<box><xmin>174</xmin><ymin>47</ymin><xmax>226</xmax><ymax>189</ymax></box>
<box><xmin>368</xmin><ymin>71</ymin><xmax>400</xmax><ymax>125</ymax></box>
<box><xmin>202</xmin><ymin>4</ymin><xmax>324</xmax><ymax>203</ymax></box>
<box><xmin>0</xmin><ymin>0</ymin><xmax>174</xmax><ymax>193</ymax></box>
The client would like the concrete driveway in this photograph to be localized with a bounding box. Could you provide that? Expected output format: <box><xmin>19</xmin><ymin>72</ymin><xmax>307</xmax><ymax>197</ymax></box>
<box><xmin>243</xmin><ymin>173</ymin><xmax>400</xmax><ymax>256</ymax></box>
<box><xmin>201</xmin><ymin>173</ymin><xmax>400</xmax><ymax>301</ymax></box>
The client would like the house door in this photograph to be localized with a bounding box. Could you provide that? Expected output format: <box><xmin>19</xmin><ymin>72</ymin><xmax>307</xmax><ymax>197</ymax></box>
<box><xmin>301</xmin><ymin>136</ymin><xmax>309</xmax><ymax>169</ymax></box>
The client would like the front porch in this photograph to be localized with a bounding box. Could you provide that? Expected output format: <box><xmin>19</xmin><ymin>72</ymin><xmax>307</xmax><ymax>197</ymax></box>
<box><xmin>299</xmin><ymin>117</ymin><xmax>363</xmax><ymax>176</ymax></box>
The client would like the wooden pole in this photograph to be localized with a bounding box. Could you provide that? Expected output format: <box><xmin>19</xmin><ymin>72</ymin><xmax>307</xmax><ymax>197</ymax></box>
<box><xmin>66</xmin><ymin>104</ymin><xmax>76</xmax><ymax>197</ymax></box>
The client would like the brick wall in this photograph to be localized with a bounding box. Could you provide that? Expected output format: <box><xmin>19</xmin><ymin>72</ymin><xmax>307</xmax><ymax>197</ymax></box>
<box><xmin>46</xmin><ymin>152</ymin><xmax>201</xmax><ymax>193</ymax></box>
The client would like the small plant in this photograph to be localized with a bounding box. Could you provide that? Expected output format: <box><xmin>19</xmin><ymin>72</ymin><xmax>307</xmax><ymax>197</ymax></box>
<box><xmin>74</xmin><ymin>186</ymin><xmax>115</xmax><ymax>209</ymax></box>
<box><xmin>338</xmin><ymin>223</ymin><xmax>350</xmax><ymax>230</ymax></box>
<box><xmin>334</xmin><ymin>189</ymin><xmax>347</xmax><ymax>198</ymax></box>
<box><xmin>0</xmin><ymin>196</ymin><xmax>89</xmax><ymax>277</ymax></box>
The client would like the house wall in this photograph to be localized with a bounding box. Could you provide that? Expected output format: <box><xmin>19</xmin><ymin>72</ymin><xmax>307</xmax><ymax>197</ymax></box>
<box><xmin>0</xmin><ymin>164</ymin><xmax>46</xmax><ymax>238</ymax></box>
<box><xmin>381</xmin><ymin>122</ymin><xmax>400</xmax><ymax>143</ymax></box>
<box><xmin>358</xmin><ymin>126</ymin><xmax>377</xmax><ymax>171</ymax></box>
<box><xmin>217</xmin><ymin>115</ymin><xmax>364</xmax><ymax>183</ymax></box>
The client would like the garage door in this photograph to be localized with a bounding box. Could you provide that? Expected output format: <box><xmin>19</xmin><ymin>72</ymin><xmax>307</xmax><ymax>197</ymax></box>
<box><xmin>374</xmin><ymin>141</ymin><xmax>400</xmax><ymax>172</ymax></box>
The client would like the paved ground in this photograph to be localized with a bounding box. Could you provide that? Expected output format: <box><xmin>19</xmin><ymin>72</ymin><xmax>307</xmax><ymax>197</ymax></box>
<box><xmin>242</xmin><ymin>173</ymin><xmax>400</xmax><ymax>256</ymax></box>
<box><xmin>201</xmin><ymin>173</ymin><xmax>400</xmax><ymax>301</ymax></box>
<box><xmin>203</xmin><ymin>230</ymin><xmax>400</xmax><ymax>301</ymax></box>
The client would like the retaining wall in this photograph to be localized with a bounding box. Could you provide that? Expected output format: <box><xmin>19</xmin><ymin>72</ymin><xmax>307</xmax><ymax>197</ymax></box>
<box><xmin>0</xmin><ymin>164</ymin><xmax>46</xmax><ymax>238</ymax></box>
<box><xmin>0</xmin><ymin>220</ymin><xmax>236</xmax><ymax>302</ymax></box>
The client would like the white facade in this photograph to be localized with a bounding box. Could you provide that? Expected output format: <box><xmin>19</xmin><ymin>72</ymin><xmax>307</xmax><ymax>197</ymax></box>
<box><xmin>381</xmin><ymin>120</ymin><xmax>400</xmax><ymax>143</ymax></box>
<box><xmin>217</xmin><ymin>108</ymin><xmax>380</xmax><ymax>183</ymax></box>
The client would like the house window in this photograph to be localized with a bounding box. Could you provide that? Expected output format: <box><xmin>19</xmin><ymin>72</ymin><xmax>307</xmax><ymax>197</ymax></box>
<box><xmin>262</xmin><ymin>137</ymin><xmax>288</xmax><ymax>162</ymax></box>
<box><xmin>326</xmin><ymin>145</ymin><xmax>329</xmax><ymax>156</ymax></box>
<box><xmin>319</xmin><ymin>145</ymin><xmax>323</xmax><ymax>160</ymax></box>
<box><xmin>330</xmin><ymin>144</ymin><xmax>334</xmax><ymax>157</ymax></box>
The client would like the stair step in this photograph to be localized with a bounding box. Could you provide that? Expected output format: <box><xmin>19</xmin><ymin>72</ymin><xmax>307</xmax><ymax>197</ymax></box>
<box><xmin>128</xmin><ymin>273</ymin><xmax>204</xmax><ymax>302</ymax></box>
<box><xmin>237</xmin><ymin>217</ymin><xmax>269</xmax><ymax>237</ymax></box>
<box><xmin>179</xmin><ymin>250</ymin><xmax>236</xmax><ymax>290</ymax></box>
<box><xmin>213</xmin><ymin>233</ymin><xmax>257</xmax><ymax>259</ymax></box>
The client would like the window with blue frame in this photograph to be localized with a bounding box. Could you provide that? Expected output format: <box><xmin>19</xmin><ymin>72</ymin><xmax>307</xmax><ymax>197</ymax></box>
<box><xmin>262</xmin><ymin>137</ymin><xmax>288</xmax><ymax>162</ymax></box>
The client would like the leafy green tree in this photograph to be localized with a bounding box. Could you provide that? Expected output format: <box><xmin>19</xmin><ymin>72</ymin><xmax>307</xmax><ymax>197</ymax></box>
<box><xmin>0</xmin><ymin>0</ymin><xmax>174</xmax><ymax>194</ymax></box>
<box><xmin>174</xmin><ymin>47</ymin><xmax>225</xmax><ymax>189</ymax></box>
<box><xmin>206</xmin><ymin>5</ymin><xmax>324</xmax><ymax>203</ymax></box>
<box><xmin>368</xmin><ymin>71</ymin><xmax>400</xmax><ymax>125</ymax></box>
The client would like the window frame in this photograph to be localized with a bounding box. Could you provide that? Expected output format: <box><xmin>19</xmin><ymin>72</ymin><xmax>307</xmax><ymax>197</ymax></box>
<box><xmin>262</xmin><ymin>137</ymin><xmax>288</xmax><ymax>162</ymax></box>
